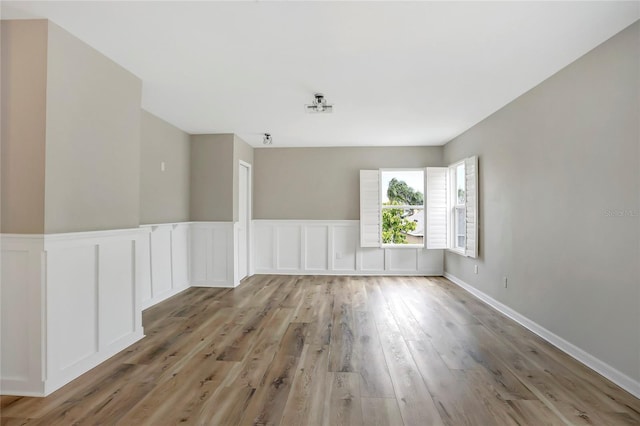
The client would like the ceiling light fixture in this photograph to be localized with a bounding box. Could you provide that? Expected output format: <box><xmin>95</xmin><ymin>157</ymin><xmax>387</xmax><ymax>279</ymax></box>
<box><xmin>263</xmin><ymin>133</ymin><xmax>273</xmax><ymax>145</ymax></box>
<box><xmin>306</xmin><ymin>93</ymin><xmax>333</xmax><ymax>113</ymax></box>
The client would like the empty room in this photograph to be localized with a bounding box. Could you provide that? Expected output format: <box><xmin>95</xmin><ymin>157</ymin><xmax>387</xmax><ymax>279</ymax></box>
<box><xmin>1</xmin><ymin>1</ymin><xmax>639</xmax><ymax>425</ymax></box>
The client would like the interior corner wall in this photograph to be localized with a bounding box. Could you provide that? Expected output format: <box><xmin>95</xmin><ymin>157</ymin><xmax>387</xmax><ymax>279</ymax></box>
<box><xmin>140</xmin><ymin>110</ymin><xmax>190</xmax><ymax>224</ymax></box>
<box><xmin>443</xmin><ymin>21</ymin><xmax>640</xmax><ymax>382</ymax></box>
<box><xmin>1</xmin><ymin>20</ymin><xmax>48</xmax><ymax>234</ymax></box>
<box><xmin>190</xmin><ymin>134</ymin><xmax>234</xmax><ymax>222</ymax></box>
<box><xmin>253</xmin><ymin>146</ymin><xmax>444</xmax><ymax>220</ymax></box>
<box><xmin>232</xmin><ymin>135</ymin><xmax>254</xmax><ymax>221</ymax></box>
<box><xmin>43</xmin><ymin>22</ymin><xmax>142</xmax><ymax>233</ymax></box>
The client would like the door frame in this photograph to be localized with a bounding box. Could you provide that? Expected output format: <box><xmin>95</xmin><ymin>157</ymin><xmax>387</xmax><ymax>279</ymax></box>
<box><xmin>238</xmin><ymin>160</ymin><xmax>253</xmax><ymax>279</ymax></box>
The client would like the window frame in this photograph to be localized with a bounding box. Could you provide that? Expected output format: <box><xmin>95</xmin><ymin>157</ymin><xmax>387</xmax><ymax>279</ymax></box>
<box><xmin>359</xmin><ymin>158</ymin><xmax>477</xmax><ymax>255</ymax></box>
<box><xmin>448</xmin><ymin>160</ymin><xmax>466</xmax><ymax>256</ymax></box>
<box><xmin>379</xmin><ymin>168</ymin><xmax>426</xmax><ymax>249</ymax></box>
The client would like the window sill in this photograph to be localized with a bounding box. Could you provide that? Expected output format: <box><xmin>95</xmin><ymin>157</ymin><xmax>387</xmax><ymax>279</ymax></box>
<box><xmin>447</xmin><ymin>248</ymin><xmax>466</xmax><ymax>256</ymax></box>
<box><xmin>381</xmin><ymin>244</ymin><xmax>425</xmax><ymax>249</ymax></box>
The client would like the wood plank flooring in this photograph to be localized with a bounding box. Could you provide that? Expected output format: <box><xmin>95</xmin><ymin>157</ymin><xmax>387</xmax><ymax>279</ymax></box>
<box><xmin>2</xmin><ymin>275</ymin><xmax>639</xmax><ymax>425</ymax></box>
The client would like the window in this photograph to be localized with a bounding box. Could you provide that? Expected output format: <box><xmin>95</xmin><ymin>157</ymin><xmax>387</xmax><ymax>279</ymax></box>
<box><xmin>380</xmin><ymin>170</ymin><xmax>424</xmax><ymax>246</ymax></box>
<box><xmin>359</xmin><ymin>156</ymin><xmax>477</xmax><ymax>257</ymax></box>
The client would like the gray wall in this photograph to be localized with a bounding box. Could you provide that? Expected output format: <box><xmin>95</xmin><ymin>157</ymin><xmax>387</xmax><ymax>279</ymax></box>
<box><xmin>443</xmin><ymin>22</ymin><xmax>639</xmax><ymax>381</ymax></box>
<box><xmin>1</xmin><ymin>20</ymin><xmax>48</xmax><ymax>234</ymax></box>
<box><xmin>190</xmin><ymin>134</ymin><xmax>255</xmax><ymax>222</ymax></box>
<box><xmin>140</xmin><ymin>110</ymin><xmax>190</xmax><ymax>224</ymax></box>
<box><xmin>190</xmin><ymin>134</ymin><xmax>234</xmax><ymax>222</ymax></box>
<box><xmin>44</xmin><ymin>22</ymin><xmax>142</xmax><ymax>233</ymax></box>
<box><xmin>233</xmin><ymin>135</ymin><xmax>254</xmax><ymax>221</ymax></box>
<box><xmin>254</xmin><ymin>146</ymin><xmax>443</xmax><ymax>220</ymax></box>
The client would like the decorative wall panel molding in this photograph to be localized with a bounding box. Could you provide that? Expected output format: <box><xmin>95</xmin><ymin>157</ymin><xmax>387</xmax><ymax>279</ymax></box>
<box><xmin>0</xmin><ymin>235</ymin><xmax>45</xmax><ymax>396</ymax></box>
<box><xmin>253</xmin><ymin>220</ymin><xmax>443</xmax><ymax>276</ymax></box>
<box><xmin>139</xmin><ymin>223</ymin><xmax>190</xmax><ymax>309</ymax></box>
<box><xmin>1</xmin><ymin>220</ymin><xmax>441</xmax><ymax>396</ymax></box>
<box><xmin>190</xmin><ymin>222</ymin><xmax>238</xmax><ymax>288</ymax></box>
<box><xmin>1</xmin><ymin>229</ymin><xmax>147</xmax><ymax>396</ymax></box>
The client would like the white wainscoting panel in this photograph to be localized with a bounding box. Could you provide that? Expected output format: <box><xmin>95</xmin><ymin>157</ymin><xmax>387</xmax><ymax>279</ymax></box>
<box><xmin>332</xmin><ymin>225</ymin><xmax>358</xmax><ymax>271</ymax></box>
<box><xmin>139</xmin><ymin>223</ymin><xmax>191</xmax><ymax>309</ymax></box>
<box><xmin>2</xmin><ymin>219</ymin><xmax>441</xmax><ymax>397</ymax></box>
<box><xmin>47</xmin><ymin>246</ymin><xmax>99</xmax><ymax>376</ymax></box>
<box><xmin>255</xmin><ymin>225</ymin><xmax>275</xmax><ymax>271</ymax></box>
<box><xmin>386</xmin><ymin>249</ymin><xmax>417</xmax><ymax>272</ymax></box>
<box><xmin>171</xmin><ymin>225</ymin><xmax>190</xmax><ymax>291</ymax></box>
<box><xmin>42</xmin><ymin>229</ymin><xmax>147</xmax><ymax>395</ymax></box>
<box><xmin>0</xmin><ymin>235</ymin><xmax>45</xmax><ymax>396</ymax></box>
<box><xmin>190</xmin><ymin>222</ymin><xmax>237</xmax><ymax>287</ymax></box>
<box><xmin>360</xmin><ymin>248</ymin><xmax>385</xmax><ymax>272</ymax></box>
<box><xmin>98</xmin><ymin>240</ymin><xmax>136</xmax><ymax>348</ymax></box>
<box><xmin>138</xmin><ymin>237</ymin><xmax>152</xmax><ymax>305</ymax></box>
<box><xmin>150</xmin><ymin>227</ymin><xmax>172</xmax><ymax>296</ymax></box>
<box><xmin>253</xmin><ymin>220</ymin><xmax>443</xmax><ymax>276</ymax></box>
<box><xmin>1</xmin><ymin>229</ymin><xmax>147</xmax><ymax>396</ymax></box>
<box><xmin>304</xmin><ymin>226</ymin><xmax>328</xmax><ymax>271</ymax></box>
<box><xmin>277</xmin><ymin>226</ymin><xmax>302</xmax><ymax>270</ymax></box>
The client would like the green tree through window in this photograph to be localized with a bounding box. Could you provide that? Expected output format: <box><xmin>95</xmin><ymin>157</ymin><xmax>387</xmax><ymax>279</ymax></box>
<box><xmin>382</xmin><ymin>178</ymin><xmax>424</xmax><ymax>244</ymax></box>
<box><xmin>382</xmin><ymin>201</ymin><xmax>417</xmax><ymax>244</ymax></box>
<box><xmin>387</xmin><ymin>178</ymin><xmax>424</xmax><ymax>205</ymax></box>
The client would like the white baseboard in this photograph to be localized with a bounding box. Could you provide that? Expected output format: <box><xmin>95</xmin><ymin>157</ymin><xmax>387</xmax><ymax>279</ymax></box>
<box><xmin>43</xmin><ymin>330</ymin><xmax>144</xmax><ymax>396</ymax></box>
<box><xmin>254</xmin><ymin>270</ymin><xmax>443</xmax><ymax>277</ymax></box>
<box><xmin>444</xmin><ymin>272</ymin><xmax>640</xmax><ymax>399</ymax></box>
<box><xmin>140</xmin><ymin>286</ymin><xmax>190</xmax><ymax>310</ymax></box>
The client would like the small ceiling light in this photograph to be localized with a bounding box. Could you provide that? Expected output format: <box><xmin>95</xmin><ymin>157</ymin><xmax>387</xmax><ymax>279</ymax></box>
<box><xmin>306</xmin><ymin>93</ymin><xmax>333</xmax><ymax>113</ymax></box>
<box><xmin>263</xmin><ymin>133</ymin><xmax>273</xmax><ymax>145</ymax></box>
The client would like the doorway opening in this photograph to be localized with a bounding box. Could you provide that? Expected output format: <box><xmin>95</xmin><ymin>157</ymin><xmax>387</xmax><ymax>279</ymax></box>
<box><xmin>238</xmin><ymin>161</ymin><xmax>251</xmax><ymax>281</ymax></box>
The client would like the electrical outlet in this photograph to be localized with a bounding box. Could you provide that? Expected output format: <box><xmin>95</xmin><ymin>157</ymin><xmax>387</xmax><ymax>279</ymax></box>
<box><xmin>161</xmin><ymin>161</ymin><xmax>166</xmax><ymax>172</ymax></box>
<box><xmin>503</xmin><ymin>276</ymin><xmax>508</xmax><ymax>288</ymax></box>
<box><xmin>474</xmin><ymin>265</ymin><xmax>478</xmax><ymax>274</ymax></box>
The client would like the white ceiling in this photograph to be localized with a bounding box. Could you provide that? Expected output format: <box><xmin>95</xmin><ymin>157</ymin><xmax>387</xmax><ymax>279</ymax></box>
<box><xmin>2</xmin><ymin>1</ymin><xmax>639</xmax><ymax>147</ymax></box>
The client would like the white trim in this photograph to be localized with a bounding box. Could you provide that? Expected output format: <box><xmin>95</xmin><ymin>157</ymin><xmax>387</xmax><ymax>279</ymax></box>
<box><xmin>359</xmin><ymin>170</ymin><xmax>381</xmax><ymax>247</ymax></box>
<box><xmin>425</xmin><ymin>167</ymin><xmax>449</xmax><ymax>250</ymax></box>
<box><xmin>381</xmin><ymin>243</ymin><xmax>424</xmax><ymax>249</ymax></box>
<box><xmin>463</xmin><ymin>155</ymin><xmax>478</xmax><ymax>258</ymax></box>
<box><xmin>0</xmin><ymin>235</ymin><xmax>45</xmax><ymax>396</ymax></box>
<box><xmin>252</xmin><ymin>271</ymin><xmax>442</xmax><ymax>277</ymax></box>
<box><xmin>1</xmin><ymin>230</ymin><xmax>146</xmax><ymax>397</ymax></box>
<box><xmin>43</xmin><ymin>330</ymin><xmax>144</xmax><ymax>396</ymax></box>
<box><xmin>447</xmin><ymin>247</ymin><xmax>465</xmax><ymax>256</ymax></box>
<box><xmin>444</xmin><ymin>272</ymin><xmax>640</xmax><ymax>399</ymax></box>
<box><xmin>139</xmin><ymin>223</ymin><xmax>191</xmax><ymax>308</ymax></box>
<box><xmin>189</xmin><ymin>221</ymin><xmax>238</xmax><ymax>288</ymax></box>
<box><xmin>239</xmin><ymin>160</ymin><xmax>253</xmax><ymax>278</ymax></box>
<box><xmin>379</xmin><ymin>169</ymin><xmax>426</xmax><ymax>248</ymax></box>
<box><xmin>254</xmin><ymin>220</ymin><xmax>443</xmax><ymax>276</ymax></box>
<box><xmin>43</xmin><ymin>227</ymin><xmax>148</xmax><ymax>244</ymax></box>
<box><xmin>140</xmin><ymin>286</ymin><xmax>189</xmax><ymax>311</ymax></box>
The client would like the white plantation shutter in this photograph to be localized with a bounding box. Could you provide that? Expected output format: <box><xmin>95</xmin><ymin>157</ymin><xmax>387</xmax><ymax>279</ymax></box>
<box><xmin>464</xmin><ymin>156</ymin><xmax>478</xmax><ymax>258</ymax></box>
<box><xmin>426</xmin><ymin>167</ymin><xmax>448</xmax><ymax>249</ymax></box>
<box><xmin>360</xmin><ymin>170</ymin><xmax>380</xmax><ymax>247</ymax></box>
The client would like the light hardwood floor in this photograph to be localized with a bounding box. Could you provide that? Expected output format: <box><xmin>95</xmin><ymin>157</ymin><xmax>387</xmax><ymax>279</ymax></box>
<box><xmin>1</xmin><ymin>275</ymin><xmax>639</xmax><ymax>425</ymax></box>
